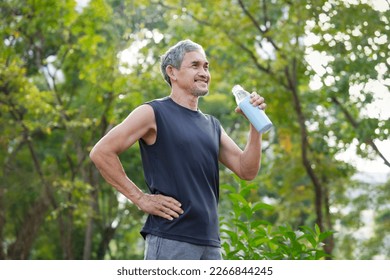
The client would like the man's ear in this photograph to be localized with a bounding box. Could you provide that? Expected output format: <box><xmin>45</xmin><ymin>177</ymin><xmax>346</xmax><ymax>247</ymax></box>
<box><xmin>166</xmin><ymin>65</ymin><xmax>177</xmax><ymax>81</ymax></box>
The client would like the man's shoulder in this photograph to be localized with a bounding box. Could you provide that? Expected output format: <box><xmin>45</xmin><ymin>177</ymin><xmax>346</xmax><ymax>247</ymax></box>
<box><xmin>147</xmin><ymin>96</ymin><xmax>170</xmax><ymax>105</ymax></box>
<box><xmin>202</xmin><ymin>112</ymin><xmax>221</xmax><ymax>125</ymax></box>
<box><xmin>144</xmin><ymin>97</ymin><xmax>173</xmax><ymax>113</ymax></box>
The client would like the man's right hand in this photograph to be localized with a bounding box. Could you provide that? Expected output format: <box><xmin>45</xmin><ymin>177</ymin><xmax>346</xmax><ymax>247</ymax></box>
<box><xmin>136</xmin><ymin>193</ymin><xmax>184</xmax><ymax>221</ymax></box>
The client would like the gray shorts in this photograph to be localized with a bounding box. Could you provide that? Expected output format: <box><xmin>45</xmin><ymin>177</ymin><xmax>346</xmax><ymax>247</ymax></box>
<box><xmin>144</xmin><ymin>234</ymin><xmax>222</xmax><ymax>260</ymax></box>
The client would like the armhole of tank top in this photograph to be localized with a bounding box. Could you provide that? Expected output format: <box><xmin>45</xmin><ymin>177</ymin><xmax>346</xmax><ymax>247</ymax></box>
<box><xmin>213</xmin><ymin>116</ymin><xmax>222</xmax><ymax>145</ymax></box>
<box><xmin>139</xmin><ymin>102</ymin><xmax>159</xmax><ymax>147</ymax></box>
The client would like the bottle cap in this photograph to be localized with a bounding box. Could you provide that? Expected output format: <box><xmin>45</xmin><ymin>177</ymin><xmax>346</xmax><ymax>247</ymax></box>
<box><xmin>232</xmin><ymin>85</ymin><xmax>244</xmax><ymax>94</ymax></box>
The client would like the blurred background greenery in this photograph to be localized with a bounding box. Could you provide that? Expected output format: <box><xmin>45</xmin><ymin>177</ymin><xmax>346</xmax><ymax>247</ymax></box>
<box><xmin>0</xmin><ymin>0</ymin><xmax>389</xmax><ymax>260</ymax></box>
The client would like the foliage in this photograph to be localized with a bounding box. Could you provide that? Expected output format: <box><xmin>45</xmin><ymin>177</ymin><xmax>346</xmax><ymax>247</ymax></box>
<box><xmin>163</xmin><ymin>0</ymin><xmax>389</xmax><ymax>259</ymax></box>
<box><xmin>0</xmin><ymin>0</ymin><xmax>389</xmax><ymax>260</ymax></box>
<box><xmin>0</xmin><ymin>0</ymin><xmax>146</xmax><ymax>260</ymax></box>
<box><xmin>220</xmin><ymin>177</ymin><xmax>332</xmax><ymax>260</ymax></box>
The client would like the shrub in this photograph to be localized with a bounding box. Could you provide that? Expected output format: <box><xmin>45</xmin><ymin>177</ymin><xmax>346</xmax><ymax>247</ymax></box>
<box><xmin>220</xmin><ymin>179</ymin><xmax>332</xmax><ymax>260</ymax></box>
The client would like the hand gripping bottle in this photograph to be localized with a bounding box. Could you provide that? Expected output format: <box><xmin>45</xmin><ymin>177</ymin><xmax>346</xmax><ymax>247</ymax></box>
<box><xmin>232</xmin><ymin>85</ymin><xmax>273</xmax><ymax>133</ymax></box>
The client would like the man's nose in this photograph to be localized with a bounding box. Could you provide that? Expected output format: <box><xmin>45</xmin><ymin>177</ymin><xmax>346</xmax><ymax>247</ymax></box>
<box><xmin>198</xmin><ymin>68</ymin><xmax>208</xmax><ymax>77</ymax></box>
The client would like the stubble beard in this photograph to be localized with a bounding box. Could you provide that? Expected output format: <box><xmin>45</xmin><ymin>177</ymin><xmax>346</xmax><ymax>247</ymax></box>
<box><xmin>192</xmin><ymin>88</ymin><xmax>209</xmax><ymax>97</ymax></box>
<box><xmin>192</xmin><ymin>82</ymin><xmax>209</xmax><ymax>97</ymax></box>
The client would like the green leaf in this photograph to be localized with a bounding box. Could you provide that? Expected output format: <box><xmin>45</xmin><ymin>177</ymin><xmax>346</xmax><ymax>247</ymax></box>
<box><xmin>251</xmin><ymin>202</ymin><xmax>275</xmax><ymax>212</ymax></box>
<box><xmin>319</xmin><ymin>231</ymin><xmax>334</xmax><ymax>242</ymax></box>
<box><xmin>229</xmin><ymin>193</ymin><xmax>249</xmax><ymax>207</ymax></box>
<box><xmin>220</xmin><ymin>183</ymin><xmax>236</xmax><ymax>193</ymax></box>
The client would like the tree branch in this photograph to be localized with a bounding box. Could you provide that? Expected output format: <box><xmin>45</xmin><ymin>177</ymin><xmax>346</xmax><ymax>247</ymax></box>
<box><xmin>238</xmin><ymin>0</ymin><xmax>280</xmax><ymax>52</ymax></box>
<box><xmin>331</xmin><ymin>96</ymin><xmax>390</xmax><ymax>168</ymax></box>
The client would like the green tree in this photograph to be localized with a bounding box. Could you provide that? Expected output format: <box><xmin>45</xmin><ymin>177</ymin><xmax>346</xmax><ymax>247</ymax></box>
<box><xmin>0</xmin><ymin>0</ymin><xmax>147</xmax><ymax>259</ymax></box>
<box><xmin>152</xmin><ymin>0</ymin><xmax>389</xmax><ymax>258</ymax></box>
<box><xmin>1</xmin><ymin>0</ymin><xmax>388</xmax><ymax>260</ymax></box>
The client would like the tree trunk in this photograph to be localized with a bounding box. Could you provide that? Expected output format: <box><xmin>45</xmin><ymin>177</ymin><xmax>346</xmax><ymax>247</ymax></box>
<box><xmin>0</xmin><ymin>181</ymin><xmax>5</xmax><ymax>260</ymax></box>
<box><xmin>323</xmin><ymin>183</ymin><xmax>334</xmax><ymax>257</ymax></box>
<box><xmin>285</xmin><ymin>64</ymin><xmax>325</xmax><ymax>232</ymax></box>
<box><xmin>6</xmin><ymin>118</ymin><xmax>57</xmax><ymax>259</ymax></box>
<box><xmin>7</xmin><ymin>192</ymin><xmax>51</xmax><ymax>259</ymax></box>
<box><xmin>83</xmin><ymin>186</ymin><xmax>98</xmax><ymax>260</ymax></box>
<box><xmin>97</xmin><ymin>224</ymin><xmax>118</xmax><ymax>259</ymax></box>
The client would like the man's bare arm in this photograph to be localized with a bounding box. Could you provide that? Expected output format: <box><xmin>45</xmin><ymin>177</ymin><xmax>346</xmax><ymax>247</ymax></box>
<box><xmin>90</xmin><ymin>104</ymin><xmax>183</xmax><ymax>220</ymax></box>
<box><xmin>219</xmin><ymin>92</ymin><xmax>265</xmax><ymax>180</ymax></box>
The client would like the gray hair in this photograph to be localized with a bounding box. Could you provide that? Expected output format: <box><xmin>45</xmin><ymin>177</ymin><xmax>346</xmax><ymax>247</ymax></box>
<box><xmin>160</xmin><ymin>39</ymin><xmax>205</xmax><ymax>87</ymax></box>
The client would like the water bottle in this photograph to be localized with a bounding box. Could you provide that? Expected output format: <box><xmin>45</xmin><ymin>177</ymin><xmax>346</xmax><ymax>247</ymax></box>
<box><xmin>232</xmin><ymin>85</ymin><xmax>273</xmax><ymax>133</ymax></box>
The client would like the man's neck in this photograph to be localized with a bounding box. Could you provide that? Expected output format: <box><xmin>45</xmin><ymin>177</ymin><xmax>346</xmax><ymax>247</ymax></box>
<box><xmin>169</xmin><ymin>90</ymin><xmax>199</xmax><ymax>111</ymax></box>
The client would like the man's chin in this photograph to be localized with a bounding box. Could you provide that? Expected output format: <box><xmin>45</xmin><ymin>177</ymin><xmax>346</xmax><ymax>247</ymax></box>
<box><xmin>192</xmin><ymin>87</ymin><xmax>209</xmax><ymax>97</ymax></box>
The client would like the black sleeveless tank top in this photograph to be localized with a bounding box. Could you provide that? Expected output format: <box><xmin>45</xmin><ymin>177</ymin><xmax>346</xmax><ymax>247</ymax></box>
<box><xmin>139</xmin><ymin>97</ymin><xmax>221</xmax><ymax>247</ymax></box>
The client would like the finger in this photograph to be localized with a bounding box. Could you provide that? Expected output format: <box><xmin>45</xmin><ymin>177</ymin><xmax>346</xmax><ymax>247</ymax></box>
<box><xmin>249</xmin><ymin>92</ymin><xmax>256</xmax><ymax>103</ymax></box>
<box><xmin>161</xmin><ymin>206</ymin><xmax>181</xmax><ymax>219</ymax></box>
<box><xmin>259</xmin><ymin>103</ymin><xmax>267</xmax><ymax>110</ymax></box>
<box><xmin>146</xmin><ymin>202</ymin><xmax>174</xmax><ymax>220</ymax></box>
<box><xmin>162</xmin><ymin>195</ymin><xmax>182</xmax><ymax>207</ymax></box>
<box><xmin>157</xmin><ymin>196</ymin><xmax>184</xmax><ymax>217</ymax></box>
<box><xmin>251</xmin><ymin>95</ymin><xmax>264</xmax><ymax>106</ymax></box>
<box><xmin>137</xmin><ymin>194</ymin><xmax>180</xmax><ymax>218</ymax></box>
<box><xmin>160</xmin><ymin>201</ymin><xmax>183</xmax><ymax>216</ymax></box>
<box><xmin>159</xmin><ymin>196</ymin><xmax>183</xmax><ymax>211</ymax></box>
<box><xmin>154</xmin><ymin>203</ymin><xmax>183</xmax><ymax>220</ymax></box>
<box><xmin>169</xmin><ymin>204</ymin><xmax>184</xmax><ymax>215</ymax></box>
<box><xmin>156</xmin><ymin>209</ymin><xmax>176</xmax><ymax>221</ymax></box>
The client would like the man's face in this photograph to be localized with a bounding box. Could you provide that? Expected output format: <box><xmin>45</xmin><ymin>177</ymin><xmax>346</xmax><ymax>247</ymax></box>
<box><xmin>174</xmin><ymin>51</ymin><xmax>211</xmax><ymax>97</ymax></box>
